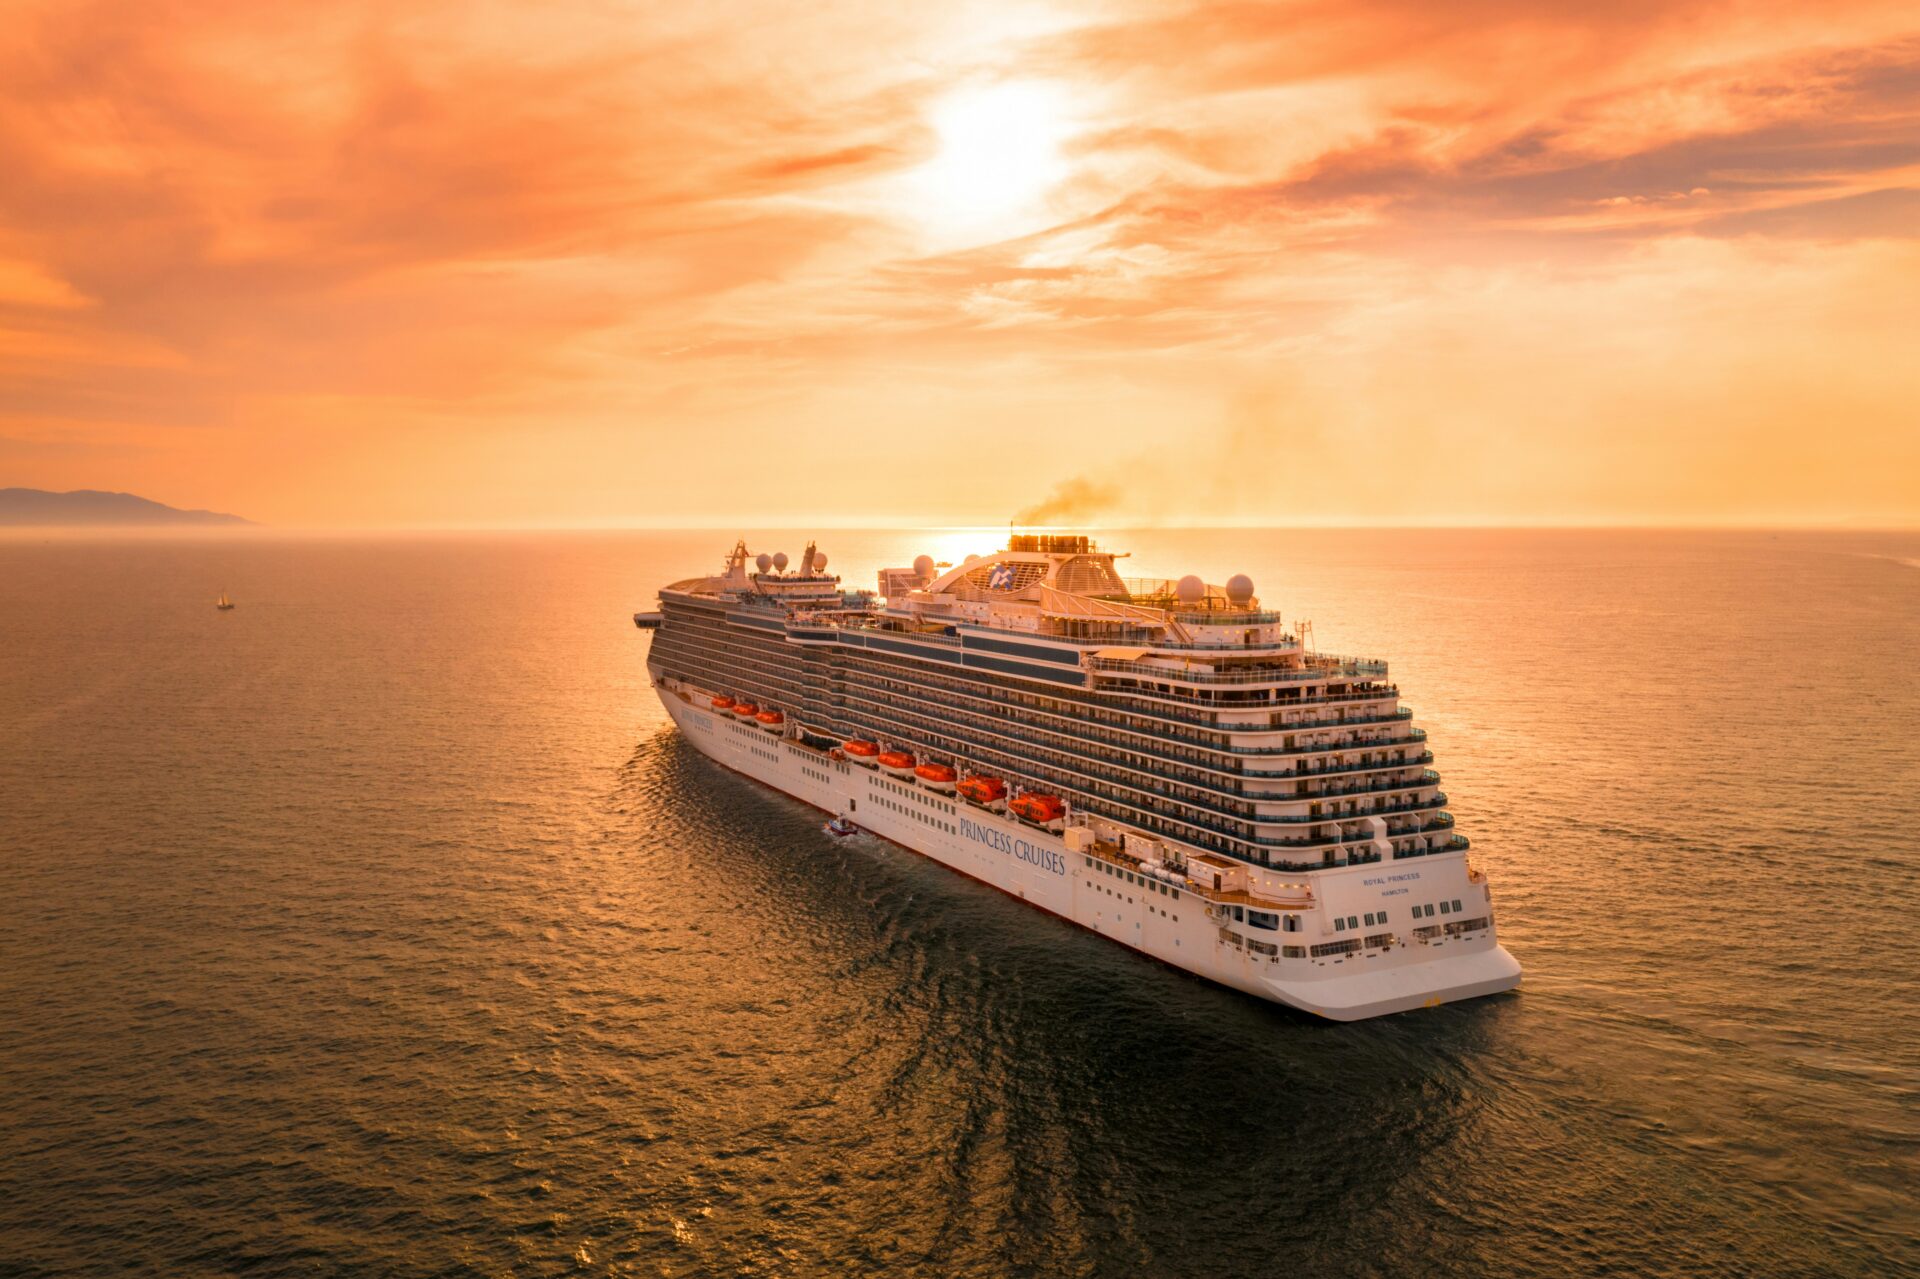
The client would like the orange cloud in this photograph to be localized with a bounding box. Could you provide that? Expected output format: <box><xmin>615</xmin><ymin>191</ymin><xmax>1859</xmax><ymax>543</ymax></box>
<box><xmin>0</xmin><ymin>0</ymin><xmax>1915</xmax><ymax>525</ymax></box>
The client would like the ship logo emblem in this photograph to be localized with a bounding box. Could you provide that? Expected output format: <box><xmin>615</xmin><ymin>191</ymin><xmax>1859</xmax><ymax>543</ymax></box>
<box><xmin>988</xmin><ymin>563</ymin><xmax>1016</xmax><ymax>590</ymax></box>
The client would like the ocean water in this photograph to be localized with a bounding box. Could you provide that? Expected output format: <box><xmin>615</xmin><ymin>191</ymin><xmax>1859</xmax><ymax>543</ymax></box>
<box><xmin>1</xmin><ymin>528</ymin><xmax>1916</xmax><ymax>1279</ymax></box>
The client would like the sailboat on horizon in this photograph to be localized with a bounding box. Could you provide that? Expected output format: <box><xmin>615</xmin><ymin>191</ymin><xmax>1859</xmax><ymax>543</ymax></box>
<box><xmin>216</xmin><ymin>590</ymin><xmax>235</xmax><ymax>611</ymax></box>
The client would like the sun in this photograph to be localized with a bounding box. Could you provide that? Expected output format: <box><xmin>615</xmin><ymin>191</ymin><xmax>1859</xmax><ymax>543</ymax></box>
<box><xmin>911</xmin><ymin>80</ymin><xmax>1075</xmax><ymax>241</ymax></box>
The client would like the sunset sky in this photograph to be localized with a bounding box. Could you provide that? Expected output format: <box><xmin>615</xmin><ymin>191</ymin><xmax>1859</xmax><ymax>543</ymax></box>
<box><xmin>2</xmin><ymin>0</ymin><xmax>1917</xmax><ymax>528</ymax></box>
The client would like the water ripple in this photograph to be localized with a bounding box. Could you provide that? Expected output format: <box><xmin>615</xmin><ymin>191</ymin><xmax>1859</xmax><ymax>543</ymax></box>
<box><xmin>1</xmin><ymin>529</ymin><xmax>1916</xmax><ymax>1277</ymax></box>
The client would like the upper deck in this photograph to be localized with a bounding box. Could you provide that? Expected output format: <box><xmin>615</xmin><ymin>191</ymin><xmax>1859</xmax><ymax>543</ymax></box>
<box><xmin>659</xmin><ymin>533</ymin><xmax>1383</xmax><ymax>699</ymax></box>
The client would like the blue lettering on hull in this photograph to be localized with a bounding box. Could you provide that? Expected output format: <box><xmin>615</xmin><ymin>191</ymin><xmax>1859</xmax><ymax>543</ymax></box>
<box><xmin>958</xmin><ymin>816</ymin><xmax>1067</xmax><ymax>876</ymax></box>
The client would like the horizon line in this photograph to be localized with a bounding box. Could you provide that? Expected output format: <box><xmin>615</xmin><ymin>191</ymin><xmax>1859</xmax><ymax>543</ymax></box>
<box><xmin>5</xmin><ymin>520</ymin><xmax>1918</xmax><ymax>535</ymax></box>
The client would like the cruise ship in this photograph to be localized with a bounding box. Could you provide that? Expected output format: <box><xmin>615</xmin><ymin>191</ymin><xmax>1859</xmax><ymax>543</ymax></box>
<box><xmin>633</xmin><ymin>535</ymin><xmax>1521</xmax><ymax>1020</ymax></box>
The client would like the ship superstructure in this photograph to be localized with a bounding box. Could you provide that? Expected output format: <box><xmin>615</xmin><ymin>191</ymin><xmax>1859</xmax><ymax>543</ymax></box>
<box><xmin>636</xmin><ymin>534</ymin><xmax>1521</xmax><ymax>1020</ymax></box>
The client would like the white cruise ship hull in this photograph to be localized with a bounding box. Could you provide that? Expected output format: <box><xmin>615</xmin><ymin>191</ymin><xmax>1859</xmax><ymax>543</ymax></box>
<box><xmin>653</xmin><ymin>677</ymin><xmax>1521</xmax><ymax>1022</ymax></box>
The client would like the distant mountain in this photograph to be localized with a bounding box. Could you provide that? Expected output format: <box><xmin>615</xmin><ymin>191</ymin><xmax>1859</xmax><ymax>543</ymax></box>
<box><xmin>0</xmin><ymin>488</ymin><xmax>255</xmax><ymax>527</ymax></box>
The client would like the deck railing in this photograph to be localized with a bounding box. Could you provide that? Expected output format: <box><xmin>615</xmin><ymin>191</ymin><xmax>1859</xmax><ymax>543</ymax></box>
<box><xmin>1088</xmin><ymin>655</ymin><xmax>1388</xmax><ymax>682</ymax></box>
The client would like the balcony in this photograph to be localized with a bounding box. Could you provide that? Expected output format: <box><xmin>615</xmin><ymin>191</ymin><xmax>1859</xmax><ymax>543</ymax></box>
<box><xmin>844</xmin><ymin>741</ymin><xmax>1450</xmax><ymax>863</ymax></box>
<box><xmin>836</xmin><ymin>689</ymin><xmax>1447</xmax><ymax>823</ymax></box>
<box><xmin>1089</xmin><ymin>655</ymin><xmax>1385</xmax><ymax>684</ymax></box>
<box><xmin>1094</xmin><ymin>684</ymin><xmax>1405</xmax><ymax>718</ymax></box>
<box><xmin>1251</xmin><ymin>753</ymin><xmax>1437</xmax><ymax>783</ymax></box>
<box><xmin>772</xmin><ymin>660</ymin><xmax>1429</xmax><ymax>770</ymax></box>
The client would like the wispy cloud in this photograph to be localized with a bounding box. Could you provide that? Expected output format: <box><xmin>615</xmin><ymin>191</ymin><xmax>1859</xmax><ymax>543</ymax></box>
<box><xmin>0</xmin><ymin>0</ymin><xmax>1915</xmax><ymax>524</ymax></box>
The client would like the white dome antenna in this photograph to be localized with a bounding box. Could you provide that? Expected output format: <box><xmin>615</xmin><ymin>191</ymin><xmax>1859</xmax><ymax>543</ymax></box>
<box><xmin>1175</xmin><ymin>575</ymin><xmax>1205</xmax><ymax>605</ymax></box>
<box><xmin>755</xmin><ymin>552</ymin><xmax>772</xmax><ymax>573</ymax></box>
<box><xmin>1226</xmin><ymin>574</ymin><xmax>1255</xmax><ymax>606</ymax></box>
<box><xmin>913</xmin><ymin>554</ymin><xmax>935</xmax><ymax>580</ymax></box>
<box><xmin>772</xmin><ymin>551</ymin><xmax>789</xmax><ymax>572</ymax></box>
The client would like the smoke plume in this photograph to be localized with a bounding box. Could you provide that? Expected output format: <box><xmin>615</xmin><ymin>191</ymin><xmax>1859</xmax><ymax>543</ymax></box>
<box><xmin>1012</xmin><ymin>477</ymin><xmax>1121</xmax><ymax>527</ymax></box>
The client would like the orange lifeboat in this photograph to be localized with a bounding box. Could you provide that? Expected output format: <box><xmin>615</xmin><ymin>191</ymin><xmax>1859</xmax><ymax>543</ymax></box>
<box><xmin>711</xmin><ymin>695</ymin><xmax>735</xmax><ymax>711</ymax></box>
<box><xmin>877</xmin><ymin>751</ymin><xmax>915</xmax><ymax>775</ymax></box>
<box><xmin>1010</xmin><ymin>792</ymin><xmax>1066</xmax><ymax>826</ymax></box>
<box><xmin>914</xmin><ymin>763</ymin><xmax>957</xmax><ymax>792</ymax></box>
<box><xmin>732</xmin><ymin>701</ymin><xmax>758</xmax><ymax>718</ymax></box>
<box><xmin>844</xmin><ymin>740</ymin><xmax>880</xmax><ymax>766</ymax></box>
<box><xmin>957</xmin><ymin>775</ymin><xmax>1007</xmax><ymax>807</ymax></box>
<box><xmin>756</xmin><ymin>710</ymin><xmax>785</xmax><ymax>732</ymax></box>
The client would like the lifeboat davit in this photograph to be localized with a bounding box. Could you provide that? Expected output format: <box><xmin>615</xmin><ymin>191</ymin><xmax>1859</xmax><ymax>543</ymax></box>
<box><xmin>957</xmin><ymin>775</ymin><xmax>1007</xmax><ymax>808</ymax></box>
<box><xmin>844</xmin><ymin>740</ymin><xmax>880</xmax><ymax>766</ymax></box>
<box><xmin>732</xmin><ymin>702</ymin><xmax>758</xmax><ymax>718</ymax></box>
<box><xmin>877</xmin><ymin>751</ymin><xmax>916</xmax><ymax>775</ymax></box>
<box><xmin>914</xmin><ymin>763</ymin><xmax>957</xmax><ymax>792</ymax></box>
<box><xmin>1010</xmin><ymin>792</ymin><xmax>1066</xmax><ymax>827</ymax></box>
<box><xmin>711</xmin><ymin>695</ymin><xmax>735</xmax><ymax>711</ymax></box>
<box><xmin>756</xmin><ymin>710</ymin><xmax>785</xmax><ymax>732</ymax></box>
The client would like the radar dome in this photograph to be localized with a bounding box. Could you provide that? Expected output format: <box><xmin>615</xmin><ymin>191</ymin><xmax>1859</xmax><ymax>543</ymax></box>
<box><xmin>755</xmin><ymin>553</ymin><xmax>772</xmax><ymax>573</ymax></box>
<box><xmin>1226</xmin><ymin>574</ymin><xmax>1255</xmax><ymax>605</ymax></box>
<box><xmin>772</xmin><ymin>551</ymin><xmax>789</xmax><ymax>571</ymax></box>
<box><xmin>1175</xmin><ymin>574</ymin><xmax>1206</xmax><ymax>604</ymax></box>
<box><xmin>812</xmin><ymin>552</ymin><xmax>827</xmax><ymax>571</ymax></box>
<box><xmin>913</xmin><ymin>554</ymin><xmax>935</xmax><ymax>579</ymax></box>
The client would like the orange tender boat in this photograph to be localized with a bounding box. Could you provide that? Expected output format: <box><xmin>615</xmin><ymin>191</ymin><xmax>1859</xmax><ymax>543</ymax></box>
<box><xmin>711</xmin><ymin>696</ymin><xmax>735</xmax><ymax>711</ymax></box>
<box><xmin>877</xmin><ymin>751</ymin><xmax>915</xmax><ymax>773</ymax></box>
<box><xmin>914</xmin><ymin>763</ymin><xmax>957</xmax><ymax>790</ymax></box>
<box><xmin>1010</xmin><ymin>792</ymin><xmax>1065</xmax><ymax>824</ymax></box>
<box><xmin>732</xmin><ymin>702</ymin><xmax>758</xmax><ymax>717</ymax></box>
<box><xmin>957</xmin><ymin>775</ymin><xmax>1006</xmax><ymax>805</ymax></box>
<box><xmin>755</xmin><ymin>710</ymin><xmax>784</xmax><ymax>731</ymax></box>
<box><xmin>844</xmin><ymin>740</ymin><xmax>880</xmax><ymax>766</ymax></box>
